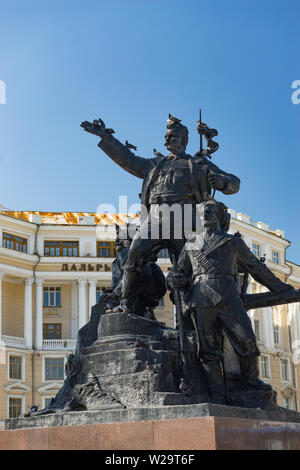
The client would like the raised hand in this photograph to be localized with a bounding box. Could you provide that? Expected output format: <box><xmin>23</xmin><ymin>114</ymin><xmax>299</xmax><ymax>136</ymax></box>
<box><xmin>80</xmin><ymin>118</ymin><xmax>107</xmax><ymax>137</ymax></box>
<box><xmin>196</xmin><ymin>120</ymin><xmax>210</xmax><ymax>137</ymax></box>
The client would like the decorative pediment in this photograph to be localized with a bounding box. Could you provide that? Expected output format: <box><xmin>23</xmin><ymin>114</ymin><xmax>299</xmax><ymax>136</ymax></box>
<box><xmin>3</xmin><ymin>382</ymin><xmax>31</xmax><ymax>392</ymax></box>
<box><xmin>280</xmin><ymin>383</ymin><xmax>296</xmax><ymax>397</ymax></box>
<box><xmin>37</xmin><ymin>382</ymin><xmax>63</xmax><ymax>393</ymax></box>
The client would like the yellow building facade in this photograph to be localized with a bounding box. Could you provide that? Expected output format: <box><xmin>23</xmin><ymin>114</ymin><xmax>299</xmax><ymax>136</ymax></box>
<box><xmin>0</xmin><ymin>208</ymin><xmax>299</xmax><ymax>424</ymax></box>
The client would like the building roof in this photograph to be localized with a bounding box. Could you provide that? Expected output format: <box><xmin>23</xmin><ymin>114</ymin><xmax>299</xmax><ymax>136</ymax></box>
<box><xmin>1</xmin><ymin>211</ymin><xmax>139</xmax><ymax>226</ymax></box>
<box><xmin>0</xmin><ymin>209</ymin><xmax>286</xmax><ymax>240</ymax></box>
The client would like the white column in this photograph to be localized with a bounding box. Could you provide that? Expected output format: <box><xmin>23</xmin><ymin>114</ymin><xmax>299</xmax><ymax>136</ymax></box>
<box><xmin>264</xmin><ymin>242</ymin><xmax>271</xmax><ymax>262</ymax></box>
<box><xmin>269</xmin><ymin>307</ymin><xmax>275</xmax><ymax>349</ymax></box>
<box><xmin>70</xmin><ymin>282</ymin><xmax>78</xmax><ymax>339</ymax></box>
<box><xmin>24</xmin><ymin>278</ymin><xmax>33</xmax><ymax>349</ymax></box>
<box><xmin>88</xmin><ymin>279</ymin><xmax>97</xmax><ymax>317</ymax></box>
<box><xmin>78</xmin><ymin>279</ymin><xmax>87</xmax><ymax>329</ymax></box>
<box><xmin>35</xmin><ymin>278</ymin><xmax>44</xmax><ymax>350</ymax></box>
<box><xmin>293</xmin><ymin>303</ymin><xmax>300</xmax><ymax>342</ymax></box>
<box><xmin>0</xmin><ymin>272</ymin><xmax>4</xmax><ymax>342</ymax></box>
<box><xmin>262</xmin><ymin>306</ymin><xmax>274</xmax><ymax>350</ymax></box>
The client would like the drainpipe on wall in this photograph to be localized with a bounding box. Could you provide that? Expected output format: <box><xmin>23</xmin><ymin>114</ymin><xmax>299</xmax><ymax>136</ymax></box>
<box><xmin>283</xmin><ymin>240</ymin><xmax>297</xmax><ymax>410</ymax></box>
<box><xmin>31</xmin><ymin>223</ymin><xmax>41</xmax><ymax>407</ymax></box>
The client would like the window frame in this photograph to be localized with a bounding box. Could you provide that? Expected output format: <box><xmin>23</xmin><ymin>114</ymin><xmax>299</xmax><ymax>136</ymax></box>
<box><xmin>260</xmin><ymin>354</ymin><xmax>270</xmax><ymax>379</ymax></box>
<box><xmin>43</xmin><ymin>323</ymin><xmax>62</xmax><ymax>340</ymax></box>
<box><xmin>272</xmin><ymin>250</ymin><xmax>280</xmax><ymax>265</ymax></box>
<box><xmin>44</xmin><ymin>240</ymin><xmax>79</xmax><ymax>257</ymax></box>
<box><xmin>2</xmin><ymin>232</ymin><xmax>28</xmax><ymax>253</ymax></box>
<box><xmin>282</xmin><ymin>396</ymin><xmax>293</xmax><ymax>410</ymax></box>
<box><xmin>43</xmin><ymin>286</ymin><xmax>62</xmax><ymax>307</ymax></box>
<box><xmin>97</xmin><ymin>241</ymin><xmax>116</xmax><ymax>258</ymax></box>
<box><xmin>273</xmin><ymin>323</ymin><xmax>281</xmax><ymax>345</ymax></box>
<box><xmin>251</xmin><ymin>242</ymin><xmax>261</xmax><ymax>258</ymax></box>
<box><xmin>42</xmin><ymin>355</ymin><xmax>66</xmax><ymax>382</ymax></box>
<box><xmin>280</xmin><ymin>358</ymin><xmax>290</xmax><ymax>382</ymax></box>
<box><xmin>158</xmin><ymin>248</ymin><xmax>169</xmax><ymax>259</ymax></box>
<box><xmin>7</xmin><ymin>395</ymin><xmax>25</xmax><ymax>419</ymax></box>
<box><xmin>7</xmin><ymin>352</ymin><xmax>25</xmax><ymax>382</ymax></box>
<box><xmin>254</xmin><ymin>319</ymin><xmax>260</xmax><ymax>342</ymax></box>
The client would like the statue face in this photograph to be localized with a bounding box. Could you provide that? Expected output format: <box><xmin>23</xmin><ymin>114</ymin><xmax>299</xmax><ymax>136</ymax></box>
<box><xmin>201</xmin><ymin>203</ymin><xmax>219</xmax><ymax>228</ymax></box>
<box><xmin>164</xmin><ymin>130</ymin><xmax>186</xmax><ymax>153</ymax></box>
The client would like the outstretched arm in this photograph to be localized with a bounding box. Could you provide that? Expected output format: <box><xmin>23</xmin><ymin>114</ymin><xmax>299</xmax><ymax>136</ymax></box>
<box><xmin>236</xmin><ymin>238</ymin><xmax>291</xmax><ymax>293</ymax></box>
<box><xmin>81</xmin><ymin>119</ymin><xmax>153</xmax><ymax>179</ymax></box>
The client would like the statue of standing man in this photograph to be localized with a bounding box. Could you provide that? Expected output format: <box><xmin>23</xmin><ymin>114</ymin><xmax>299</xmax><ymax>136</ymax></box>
<box><xmin>81</xmin><ymin>114</ymin><xmax>240</xmax><ymax>313</ymax></box>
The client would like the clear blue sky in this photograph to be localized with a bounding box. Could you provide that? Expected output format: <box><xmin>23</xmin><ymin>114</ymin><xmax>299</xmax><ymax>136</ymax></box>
<box><xmin>0</xmin><ymin>0</ymin><xmax>299</xmax><ymax>262</ymax></box>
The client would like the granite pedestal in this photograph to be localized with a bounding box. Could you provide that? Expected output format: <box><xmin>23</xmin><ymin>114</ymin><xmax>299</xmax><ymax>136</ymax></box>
<box><xmin>3</xmin><ymin>312</ymin><xmax>300</xmax><ymax>450</ymax></box>
<box><xmin>2</xmin><ymin>404</ymin><xmax>300</xmax><ymax>450</ymax></box>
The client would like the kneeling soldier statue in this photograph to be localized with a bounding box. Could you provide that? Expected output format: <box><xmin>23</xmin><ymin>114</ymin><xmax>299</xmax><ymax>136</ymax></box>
<box><xmin>167</xmin><ymin>199</ymin><xmax>293</xmax><ymax>405</ymax></box>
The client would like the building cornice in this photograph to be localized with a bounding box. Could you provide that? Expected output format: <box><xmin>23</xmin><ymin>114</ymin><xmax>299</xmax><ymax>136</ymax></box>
<box><xmin>230</xmin><ymin>218</ymin><xmax>290</xmax><ymax>247</ymax></box>
<box><xmin>0</xmin><ymin>213</ymin><xmax>37</xmax><ymax>229</ymax></box>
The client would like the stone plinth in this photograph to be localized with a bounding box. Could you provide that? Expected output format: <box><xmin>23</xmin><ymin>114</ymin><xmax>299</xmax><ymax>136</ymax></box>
<box><xmin>6</xmin><ymin>403</ymin><xmax>300</xmax><ymax>430</ymax></box>
<box><xmin>1</xmin><ymin>415</ymin><xmax>300</xmax><ymax>450</ymax></box>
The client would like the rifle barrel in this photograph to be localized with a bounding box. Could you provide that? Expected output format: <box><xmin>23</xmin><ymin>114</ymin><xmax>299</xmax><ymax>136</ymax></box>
<box><xmin>244</xmin><ymin>289</ymin><xmax>300</xmax><ymax>310</ymax></box>
<box><xmin>199</xmin><ymin>108</ymin><xmax>203</xmax><ymax>154</ymax></box>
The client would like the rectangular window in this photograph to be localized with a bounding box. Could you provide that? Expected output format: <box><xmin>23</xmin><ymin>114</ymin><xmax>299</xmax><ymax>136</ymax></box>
<box><xmin>8</xmin><ymin>397</ymin><xmax>23</xmax><ymax>418</ymax></box>
<box><xmin>43</xmin><ymin>287</ymin><xmax>61</xmax><ymax>306</ymax></box>
<box><xmin>273</xmin><ymin>324</ymin><xmax>280</xmax><ymax>345</ymax></box>
<box><xmin>44</xmin><ymin>241</ymin><xmax>78</xmax><ymax>257</ymax></box>
<box><xmin>260</xmin><ymin>355</ymin><xmax>270</xmax><ymax>378</ymax></box>
<box><xmin>45</xmin><ymin>358</ymin><xmax>64</xmax><ymax>380</ymax></box>
<box><xmin>97</xmin><ymin>241</ymin><xmax>115</xmax><ymax>258</ymax></box>
<box><xmin>272</xmin><ymin>251</ymin><xmax>280</xmax><ymax>265</ymax></box>
<box><xmin>282</xmin><ymin>397</ymin><xmax>293</xmax><ymax>410</ymax></box>
<box><xmin>280</xmin><ymin>359</ymin><xmax>290</xmax><ymax>382</ymax></box>
<box><xmin>252</xmin><ymin>243</ymin><xmax>261</xmax><ymax>258</ymax></box>
<box><xmin>159</xmin><ymin>248</ymin><xmax>169</xmax><ymax>259</ymax></box>
<box><xmin>254</xmin><ymin>320</ymin><xmax>260</xmax><ymax>341</ymax></box>
<box><xmin>43</xmin><ymin>324</ymin><xmax>62</xmax><ymax>340</ymax></box>
<box><xmin>3</xmin><ymin>232</ymin><xmax>27</xmax><ymax>253</ymax></box>
<box><xmin>9</xmin><ymin>356</ymin><xmax>22</xmax><ymax>380</ymax></box>
<box><xmin>158</xmin><ymin>297</ymin><xmax>165</xmax><ymax>307</ymax></box>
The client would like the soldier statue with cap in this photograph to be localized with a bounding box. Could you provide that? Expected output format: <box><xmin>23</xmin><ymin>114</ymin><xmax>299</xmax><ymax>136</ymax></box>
<box><xmin>81</xmin><ymin>115</ymin><xmax>240</xmax><ymax>312</ymax></box>
<box><xmin>81</xmin><ymin>114</ymin><xmax>240</xmax><ymax>313</ymax></box>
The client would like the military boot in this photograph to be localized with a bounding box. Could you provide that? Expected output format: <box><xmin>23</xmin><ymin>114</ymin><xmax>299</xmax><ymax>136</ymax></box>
<box><xmin>239</xmin><ymin>355</ymin><xmax>272</xmax><ymax>391</ymax></box>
